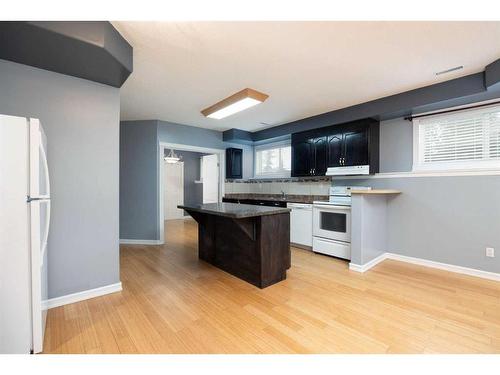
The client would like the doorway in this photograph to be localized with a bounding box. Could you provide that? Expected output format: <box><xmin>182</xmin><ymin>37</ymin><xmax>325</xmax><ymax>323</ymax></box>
<box><xmin>163</xmin><ymin>160</ymin><xmax>184</xmax><ymax>220</ymax></box>
<box><xmin>158</xmin><ymin>142</ymin><xmax>225</xmax><ymax>244</ymax></box>
<box><xmin>201</xmin><ymin>154</ymin><xmax>219</xmax><ymax>204</ymax></box>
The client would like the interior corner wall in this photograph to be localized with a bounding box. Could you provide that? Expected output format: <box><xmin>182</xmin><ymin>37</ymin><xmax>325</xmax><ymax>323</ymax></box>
<box><xmin>120</xmin><ymin>119</ymin><xmax>254</xmax><ymax>242</ymax></box>
<box><xmin>120</xmin><ymin>120</ymin><xmax>159</xmax><ymax>241</ymax></box>
<box><xmin>0</xmin><ymin>59</ymin><xmax>121</xmax><ymax>299</ymax></box>
<box><xmin>335</xmin><ymin>117</ymin><xmax>500</xmax><ymax>274</ymax></box>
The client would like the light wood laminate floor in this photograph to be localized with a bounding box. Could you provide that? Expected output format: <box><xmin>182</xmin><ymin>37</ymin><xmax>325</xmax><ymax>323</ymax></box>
<box><xmin>43</xmin><ymin>219</ymin><xmax>500</xmax><ymax>353</ymax></box>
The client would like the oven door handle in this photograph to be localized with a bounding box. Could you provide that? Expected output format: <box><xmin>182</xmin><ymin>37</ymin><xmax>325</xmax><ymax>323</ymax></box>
<box><xmin>313</xmin><ymin>204</ymin><xmax>351</xmax><ymax>210</ymax></box>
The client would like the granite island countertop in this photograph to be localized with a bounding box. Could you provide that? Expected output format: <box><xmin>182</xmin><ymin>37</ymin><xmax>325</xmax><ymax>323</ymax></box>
<box><xmin>178</xmin><ymin>202</ymin><xmax>291</xmax><ymax>219</ymax></box>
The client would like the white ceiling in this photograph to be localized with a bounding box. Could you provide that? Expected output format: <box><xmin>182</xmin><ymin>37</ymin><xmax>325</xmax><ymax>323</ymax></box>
<box><xmin>113</xmin><ymin>21</ymin><xmax>500</xmax><ymax>132</ymax></box>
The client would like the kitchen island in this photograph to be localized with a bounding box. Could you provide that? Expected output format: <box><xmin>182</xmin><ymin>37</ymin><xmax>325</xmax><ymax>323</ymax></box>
<box><xmin>178</xmin><ymin>202</ymin><xmax>291</xmax><ymax>288</ymax></box>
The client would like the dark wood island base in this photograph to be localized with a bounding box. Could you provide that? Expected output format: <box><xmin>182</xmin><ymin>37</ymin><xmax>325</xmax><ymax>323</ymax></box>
<box><xmin>179</xmin><ymin>203</ymin><xmax>291</xmax><ymax>288</ymax></box>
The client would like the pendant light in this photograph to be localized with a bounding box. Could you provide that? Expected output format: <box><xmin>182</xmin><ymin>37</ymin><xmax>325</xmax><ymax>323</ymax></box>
<box><xmin>164</xmin><ymin>149</ymin><xmax>182</xmax><ymax>164</ymax></box>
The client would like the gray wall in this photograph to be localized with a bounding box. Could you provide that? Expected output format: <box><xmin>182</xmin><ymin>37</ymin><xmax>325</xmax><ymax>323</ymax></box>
<box><xmin>350</xmin><ymin>195</ymin><xmax>388</xmax><ymax>266</ymax></box>
<box><xmin>379</xmin><ymin>118</ymin><xmax>413</xmax><ymax>173</ymax></box>
<box><xmin>120</xmin><ymin>120</ymin><xmax>159</xmax><ymax>240</ymax></box>
<box><xmin>157</xmin><ymin>120</ymin><xmax>253</xmax><ymax>179</ymax></box>
<box><xmin>335</xmin><ymin>118</ymin><xmax>500</xmax><ymax>273</ymax></box>
<box><xmin>120</xmin><ymin>120</ymin><xmax>254</xmax><ymax>241</ymax></box>
<box><xmin>172</xmin><ymin>150</ymin><xmax>208</xmax><ymax>215</ymax></box>
<box><xmin>0</xmin><ymin>59</ymin><xmax>121</xmax><ymax>298</ymax></box>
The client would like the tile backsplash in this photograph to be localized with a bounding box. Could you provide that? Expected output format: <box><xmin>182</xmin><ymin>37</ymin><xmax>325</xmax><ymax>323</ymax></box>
<box><xmin>225</xmin><ymin>179</ymin><xmax>332</xmax><ymax>196</ymax></box>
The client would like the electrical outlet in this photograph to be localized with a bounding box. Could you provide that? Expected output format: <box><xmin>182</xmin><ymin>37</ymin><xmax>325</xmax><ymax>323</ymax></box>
<box><xmin>486</xmin><ymin>247</ymin><xmax>495</xmax><ymax>258</ymax></box>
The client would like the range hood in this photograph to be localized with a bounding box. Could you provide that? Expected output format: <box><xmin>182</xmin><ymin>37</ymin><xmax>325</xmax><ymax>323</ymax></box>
<box><xmin>325</xmin><ymin>165</ymin><xmax>370</xmax><ymax>176</ymax></box>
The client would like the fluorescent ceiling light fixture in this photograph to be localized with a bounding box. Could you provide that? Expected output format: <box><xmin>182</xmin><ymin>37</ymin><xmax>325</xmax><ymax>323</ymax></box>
<box><xmin>201</xmin><ymin>88</ymin><xmax>269</xmax><ymax>119</ymax></box>
<box><xmin>207</xmin><ymin>97</ymin><xmax>261</xmax><ymax>119</ymax></box>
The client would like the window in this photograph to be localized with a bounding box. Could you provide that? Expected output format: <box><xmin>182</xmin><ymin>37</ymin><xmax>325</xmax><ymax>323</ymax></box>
<box><xmin>254</xmin><ymin>140</ymin><xmax>291</xmax><ymax>178</ymax></box>
<box><xmin>413</xmin><ymin>103</ymin><xmax>500</xmax><ymax>171</ymax></box>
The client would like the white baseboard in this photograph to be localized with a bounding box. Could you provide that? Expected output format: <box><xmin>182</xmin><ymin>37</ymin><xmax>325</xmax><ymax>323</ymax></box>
<box><xmin>349</xmin><ymin>253</ymin><xmax>387</xmax><ymax>272</ymax></box>
<box><xmin>349</xmin><ymin>253</ymin><xmax>500</xmax><ymax>282</ymax></box>
<box><xmin>385</xmin><ymin>253</ymin><xmax>500</xmax><ymax>282</ymax></box>
<box><xmin>120</xmin><ymin>239</ymin><xmax>163</xmax><ymax>245</ymax></box>
<box><xmin>44</xmin><ymin>282</ymin><xmax>123</xmax><ymax>309</ymax></box>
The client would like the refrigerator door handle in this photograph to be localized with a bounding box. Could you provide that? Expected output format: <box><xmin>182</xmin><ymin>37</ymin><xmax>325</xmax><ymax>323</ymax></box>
<box><xmin>27</xmin><ymin>196</ymin><xmax>50</xmax><ymax>202</ymax></box>
<box><xmin>40</xmin><ymin>199</ymin><xmax>50</xmax><ymax>265</ymax></box>
<box><xmin>39</xmin><ymin>136</ymin><xmax>51</xmax><ymax>197</ymax></box>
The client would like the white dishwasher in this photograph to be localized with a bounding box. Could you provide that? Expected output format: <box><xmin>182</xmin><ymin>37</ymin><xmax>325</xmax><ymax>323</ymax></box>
<box><xmin>287</xmin><ymin>203</ymin><xmax>313</xmax><ymax>248</ymax></box>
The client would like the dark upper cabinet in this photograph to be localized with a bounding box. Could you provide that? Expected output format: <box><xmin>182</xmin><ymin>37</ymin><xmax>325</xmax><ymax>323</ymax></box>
<box><xmin>291</xmin><ymin>118</ymin><xmax>379</xmax><ymax>177</ymax></box>
<box><xmin>312</xmin><ymin>136</ymin><xmax>327</xmax><ymax>176</ymax></box>
<box><xmin>226</xmin><ymin>148</ymin><xmax>243</xmax><ymax>179</ymax></box>
<box><xmin>291</xmin><ymin>135</ymin><xmax>327</xmax><ymax>177</ymax></box>
<box><xmin>343</xmin><ymin>128</ymin><xmax>369</xmax><ymax>166</ymax></box>
<box><xmin>291</xmin><ymin>136</ymin><xmax>313</xmax><ymax>177</ymax></box>
<box><xmin>327</xmin><ymin>133</ymin><xmax>343</xmax><ymax>168</ymax></box>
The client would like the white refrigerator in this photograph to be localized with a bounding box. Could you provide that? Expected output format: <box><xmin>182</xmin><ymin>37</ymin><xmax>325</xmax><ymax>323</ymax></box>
<box><xmin>0</xmin><ymin>114</ymin><xmax>50</xmax><ymax>354</ymax></box>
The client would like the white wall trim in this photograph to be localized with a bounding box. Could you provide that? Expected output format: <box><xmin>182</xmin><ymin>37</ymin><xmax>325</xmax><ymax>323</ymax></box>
<box><xmin>385</xmin><ymin>253</ymin><xmax>500</xmax><ymax>282</ymax></box>
<box><xmin>349</xmin><ymin>253</ymin><xmax>387</xmax><ymax>272</ymax></box>
<box><xmin>43</xmin><ymin>282</ymin><xmax>122</xmax><ymax>309</ymax></box>
<box><xmin>120</xmin><ymin>239</ymin><xmax>163</xmax><ymax>245</ymax></box>
<box><xmin>349</xmin><ymin>253</ymin><xmax>500</xmax><ymax>282</ymax></box>
<box><xmin>330</xmin><ymin>169</ymin><xmax>500</xmax><ymax>180</ymax></box>
<box><xmin>159</xmin><ymin>142</ymin><xmax>225</xmax><ymax>155</ymax></box>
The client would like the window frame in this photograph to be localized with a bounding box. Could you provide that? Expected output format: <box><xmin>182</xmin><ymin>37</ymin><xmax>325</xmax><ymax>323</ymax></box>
<box><xmin>253</xmin><ymin>140</ymin><xmax>292</xmax><ymax>179</ymax></box>
<box><xmin>412</xmin><ymin>103</ymin><xmax>500</xmax><ymax>173</ymax></box>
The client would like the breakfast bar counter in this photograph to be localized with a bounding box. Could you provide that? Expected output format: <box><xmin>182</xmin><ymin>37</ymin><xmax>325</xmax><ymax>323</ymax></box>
<box><xmin>178</xmin><ymin>203</ymin><xmax>291</xmax><ymax>288</ymax></box>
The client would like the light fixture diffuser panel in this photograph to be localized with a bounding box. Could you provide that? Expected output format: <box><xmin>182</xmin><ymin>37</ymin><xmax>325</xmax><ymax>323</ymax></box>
<box><xmin>207</xmin><ymin>98</ymin><xmax>261</xmax><ymax>119</ymax></box>
<box><xmin>201</xmin><ymin>88</ymin><xmax>269</xmax><ymax>119</ymax></box>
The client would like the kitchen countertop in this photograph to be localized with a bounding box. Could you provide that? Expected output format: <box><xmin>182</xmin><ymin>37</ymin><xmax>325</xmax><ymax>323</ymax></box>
<box><xmin>350</xmin><ymin>189</ymin><xmax>401</xmax><ymax>195</ymax></box>
<box><xmin>178</xmin><ymin>202</ymin><xmax>291</xmax><ymax>219</ymax></box>
<box><xmin>224</xmin><ymin>193</ymin><xmax>329</xmax><ymax>204</ymax></box>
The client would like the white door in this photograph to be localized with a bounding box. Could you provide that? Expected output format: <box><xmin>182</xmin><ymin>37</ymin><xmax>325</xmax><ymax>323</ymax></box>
<box><xmin>202</xmin><ymin>154</ymin><xmax>219</xmax><ymax>203</ymax></box>
<box><xmin>29</xmin><ymin>118</ymin><xmax>50</xmax><ymax>354</ymax></box>
<box><xmin>164</xmin><ymin>161</ymin><xmax>184</xmax><ymax>220</ymax></box>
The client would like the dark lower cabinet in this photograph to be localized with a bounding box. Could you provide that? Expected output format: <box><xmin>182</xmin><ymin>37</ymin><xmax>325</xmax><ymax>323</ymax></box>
<box><xmin>291</xmin><ymin>118</ymin><xmax>379</xmax><ymax>176</ymax></box>
<box><xmin>226</xmin><ymin>148</ymin><xmax>242</xmax><ymax>179</ymax></box>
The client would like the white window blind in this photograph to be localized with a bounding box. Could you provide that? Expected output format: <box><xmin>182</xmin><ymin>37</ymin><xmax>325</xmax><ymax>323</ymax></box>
<box><xmin>413</xmin><ymin>103</ymin><xmax>500</xmax><ymax>171</ymax></box>
<box><xmin>254</xmin><ymin>141</ymin><xmax>291</xmax><ymax>178</ymax></box>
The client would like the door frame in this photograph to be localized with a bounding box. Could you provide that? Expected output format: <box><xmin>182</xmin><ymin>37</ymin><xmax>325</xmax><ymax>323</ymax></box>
<box><xmin>158</xmin><ymin>142</ymin><xmax>225</xmax><ymax>244</ymax></box>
